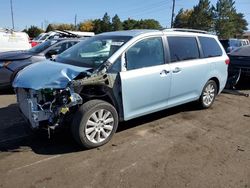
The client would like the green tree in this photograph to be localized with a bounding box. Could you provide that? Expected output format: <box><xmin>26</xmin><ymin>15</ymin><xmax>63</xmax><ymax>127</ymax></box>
<box><xmin>214</xmin><ymin>0</ymin><xmax>247</xmax><ymax>38</ymax></box>
<box><xmin>56</xmin><ymin>24</ymin><xmax>75</xmax><ymax>31</ymax></box>
<box><xmin>137</xmin><ymin>19</ymin><xmax>162</xmax><ymax>29</ymax></box>
<box><xmin>234</xmin><ymin>13</ymin><xmax>248</xmax><ymax>37</ymax></box>
<box><xmin>92</xmin><ymin>19</ymin><xmax>103</xmax><ymax>34</ymax></box>
<box><xmin>25</xmin><ymin>26</ymin><xmax>44</xmax><ymax>38</ymax></box>
<box><xmin>173</xmin><ymin>9</ymin><xmax>193</xmax><ymax>28</ymax></box>
<box><xmin>101</xmin><ymin>12</ymin><xmax>112</xmax><ymax>32</ymax></box>
<box><xmin>46</xmin><ymin>24</ymin><xmax>55</xmax><ymax>32</ymax></box>
<box><xmin>123</xmin><ymin>19</ymin><xmax>138</xmax><ymax>30</ymax></box>
<box><xmin>188</xmin><ymin>0</ymin><xmax>214</xmax><ymax>31</ymax></box>
<box><xmin>112</xmin><ymin>14</ymin><xmax>123</xmax><ymax>31</ymax></box>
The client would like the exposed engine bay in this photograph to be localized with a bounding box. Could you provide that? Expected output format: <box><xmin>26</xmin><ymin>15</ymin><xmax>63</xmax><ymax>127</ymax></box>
<box><xmin>17</xmin><ymin>87</ymin><xmax>82</xmax><ymax>132</ymax></box>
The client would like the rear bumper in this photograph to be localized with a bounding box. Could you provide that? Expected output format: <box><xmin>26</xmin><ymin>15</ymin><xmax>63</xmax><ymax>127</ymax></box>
<box><xmin>229</xmin><ymin>66</ymin><xmax>250</xmax><ymax>77</ymax></box>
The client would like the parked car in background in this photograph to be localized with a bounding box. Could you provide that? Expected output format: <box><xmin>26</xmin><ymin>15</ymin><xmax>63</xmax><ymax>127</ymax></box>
<box><xmin>13</xmin><ymin>29</ymin><xmax>229</xmax><ymax>149</ymax></box>
<box><xmin>30</xmin><ymin>33</ymin><xmax>46</xmax><ymax>47</ymax></box>
<box><xmin>0</xmin><ymin>28</ymin><xmax>31</xmax><ymax>52</ymax></box>
<box><xmin>239</xmin><ymin>39</ymin><xmax>250</xmax><ymax>46</ymax></box>
<box><xmin>0</xmin><ymin>38</ymin><xmax>81</xmax><ymax>88</ymax></box>
<box><xmin>220</xmin><ymin>39</ymin><xmax>241</xmax><ymax>53</ymax></box>
<box><xmin>34</xmin><ymin>30</ymin><xmax>95</xmax><ymax>44</ymax></box>
<box><xmin>227</xmin><ymin>45</ymin><xmax>250</xmax><ymax>86</ymax></box>
<box><xmin>220</xmin><ymin>38</ymin><xmax>249</xmax><ymax>53</ymax></box>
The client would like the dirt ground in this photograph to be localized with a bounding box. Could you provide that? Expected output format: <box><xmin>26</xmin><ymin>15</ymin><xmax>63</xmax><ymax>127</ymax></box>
<box><xmin>0</xmin><ymin>84</ymin><xmax>250</xmax><ymax>188</ymax></box>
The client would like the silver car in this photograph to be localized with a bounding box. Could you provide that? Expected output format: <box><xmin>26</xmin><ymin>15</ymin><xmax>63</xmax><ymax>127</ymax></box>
<box><xmin>0</xmin><ymin>38</ymin><xmax>80</xmax><ymax>88</ymax></box>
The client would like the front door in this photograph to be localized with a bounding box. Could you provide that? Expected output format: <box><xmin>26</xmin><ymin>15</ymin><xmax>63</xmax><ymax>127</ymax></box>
<box><xmin>120</xmin><ymin>37</ymin><xmax>171</xmax><ymax>120</ymax></box>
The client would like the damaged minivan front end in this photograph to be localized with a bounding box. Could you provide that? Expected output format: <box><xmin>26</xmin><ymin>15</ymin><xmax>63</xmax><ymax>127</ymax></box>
<box><xmin>16</xmin><ymin>87</ymin><xmax>82</xmax><ymax>130</ymax></box>
<box><xmin>13</xmin><ymin>32</ymin><xmax>135</xmax><ymax>148</ymax></box>
<box><xmin>12</xmin><ymin>60</ymin><xmax>97</xmax><ymax>132</ymax></box>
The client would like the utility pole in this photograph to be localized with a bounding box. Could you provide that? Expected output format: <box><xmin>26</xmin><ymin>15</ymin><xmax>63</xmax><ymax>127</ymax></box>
<box><xmin>74</xmin><ymin>14</ymin><xmax>77</xmax><ymax>30</ymax></box>
<box><xmin>10</xmin><ymin>0</ymin><xmax>15</xmax><ymax>29</ymax></box>
<box><xmin>171</xmin><ymin>0</ymin><xmax>175</xmax><ymax>28</ymax></box>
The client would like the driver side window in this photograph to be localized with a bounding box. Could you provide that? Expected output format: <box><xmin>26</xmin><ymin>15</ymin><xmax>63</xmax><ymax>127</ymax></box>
<box><xmin>126</xmin><ymin>37</ymin><xmax>164</xmax><ymax>70</ymax></box>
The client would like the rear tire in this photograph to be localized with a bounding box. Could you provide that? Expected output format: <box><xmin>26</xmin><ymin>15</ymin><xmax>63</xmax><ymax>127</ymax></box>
<box><xmin>199</xmin><ymin>80</ymin><xmax>217</xmax><ymax>109</ymax></box>
<box><xmin>71</xmin><ymin>100</ymin><xmax>118</xmax><ymax>149</ymax></box>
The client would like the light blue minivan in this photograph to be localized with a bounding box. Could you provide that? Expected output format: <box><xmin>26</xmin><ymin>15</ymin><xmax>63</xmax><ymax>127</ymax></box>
<box><xmin>13</xmin><ymin>29</ymin><xmax>229</xmax><ymax>148</ymax></box>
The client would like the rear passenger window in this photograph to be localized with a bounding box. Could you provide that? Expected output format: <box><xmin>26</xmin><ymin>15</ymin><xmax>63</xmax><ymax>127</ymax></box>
<box><xmin>168</xmin><ymin>36</ymin><xmax>200</xmax><ymax>63</ymax></box>
<box><xmin>199</xmin><ymin>37</ymin><xmax>222</xmax><ymax>58</ymax></box>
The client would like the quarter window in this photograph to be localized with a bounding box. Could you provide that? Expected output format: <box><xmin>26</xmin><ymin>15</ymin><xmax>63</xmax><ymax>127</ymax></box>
<box><xmin>199</xmin><ymin>37</ymin><xmax>223</xmax><ymax>58</ymax></box>
<box><xmin>168</xmin><ymin>36</ymin><xmax>200</xmax><ymax>63</ymax></box>
<box><xmin>126</xmin><ymin>37</ymin><xmax>164</xmax><ymax>70</ymax></box>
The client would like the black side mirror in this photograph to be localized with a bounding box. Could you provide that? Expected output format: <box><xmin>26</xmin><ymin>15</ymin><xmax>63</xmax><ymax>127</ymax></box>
<box><xmin>46</xmin><ymin>49</ymin><xmax>58</xmax><ymax>58</ymax></box>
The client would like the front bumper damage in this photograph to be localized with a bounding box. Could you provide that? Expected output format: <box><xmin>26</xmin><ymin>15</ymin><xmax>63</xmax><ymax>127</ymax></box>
<box><xmin>17</xmin><ymin>87</ymin><xmax>82</xmax><ymax>130</ymax></box>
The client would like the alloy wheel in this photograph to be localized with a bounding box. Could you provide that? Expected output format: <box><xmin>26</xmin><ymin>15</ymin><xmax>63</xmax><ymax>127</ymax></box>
<box><xmin>85</xmin><ymin>109</ymin><xmax>114</xmax><ymax>144</ymax></box>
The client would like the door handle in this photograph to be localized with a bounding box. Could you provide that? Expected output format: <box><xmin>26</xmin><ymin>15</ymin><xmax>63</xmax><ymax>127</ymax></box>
<box><xmin>160</xmin><ymin>70</ymin><xmax>170</xmax><ymax>77</ymax></box>
<box><xmin>173</xmin><ymin>67</ymin><xmax>181</xmax><ymax>73</ymax></box>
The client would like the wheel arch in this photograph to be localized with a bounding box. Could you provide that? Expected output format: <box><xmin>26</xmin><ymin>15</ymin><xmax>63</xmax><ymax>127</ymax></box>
<box><xmin>78</xmin><ymin>85</ymin><xmax>121</xmax><ymax>119</ymax></box>
<box><xmin>209</xmin><ymin>77</ymin><xmax>220</xmax><ymax>94</ymax></box>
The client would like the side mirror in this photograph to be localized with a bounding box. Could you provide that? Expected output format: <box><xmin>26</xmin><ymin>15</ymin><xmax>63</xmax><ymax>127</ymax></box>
<box><xmin>51</xmin><ymin>54</ymin><xmax>58</xmax><ymax>60</ymax></box>
<box><xmin>46</xmin><ymin>49</ymin><xmax>58</xmax><ymax>58</ymax></box>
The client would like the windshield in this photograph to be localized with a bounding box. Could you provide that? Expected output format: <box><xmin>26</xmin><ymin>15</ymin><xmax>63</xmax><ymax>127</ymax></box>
<box><xmin>56</xmin><ymin>35</ymin><xmax>131</xmax><ymax>68</ymax></box>
<box><xmin>28</xmin><ymin>40</ymin><xmax>58</xmax><ymax>54</ymax></box>
<box><xmin>33</xmin><ymin>33</ymin><xmax>44</xmax><ymax>41</ymax></box>
<box><xmin>39</xmin><ymin>33</ymin><xmax>49</xmax><ymax>41</ymax></box>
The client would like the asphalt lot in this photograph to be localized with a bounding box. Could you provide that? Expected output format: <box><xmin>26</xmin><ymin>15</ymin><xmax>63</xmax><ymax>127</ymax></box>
<box><xmin>0</xmin><ymin>82</ymin><xmax>250</xmax><ymax>188</ymax></box>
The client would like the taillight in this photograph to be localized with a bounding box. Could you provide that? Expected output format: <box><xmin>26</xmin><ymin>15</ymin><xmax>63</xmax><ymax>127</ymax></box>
<box><xmin>31</xmin><ymin>41</ymin><xmax>38</xmax><ymax>47</ymax></box>
<box><xmin>225</xmin><ymin>59</ymin><xmax>230</xmax><ymax>65</ymax></box>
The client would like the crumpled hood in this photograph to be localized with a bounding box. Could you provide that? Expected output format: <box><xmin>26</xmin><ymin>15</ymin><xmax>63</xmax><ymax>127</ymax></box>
<box><xmin>0</xmin><ymin>51</ymin><xmax>32</xmax><ymax>61</ymax></box>
<box><xmin>13</xmin><ymin>60</ymin><xmax>91</xmax><ymax>90</ymax></box>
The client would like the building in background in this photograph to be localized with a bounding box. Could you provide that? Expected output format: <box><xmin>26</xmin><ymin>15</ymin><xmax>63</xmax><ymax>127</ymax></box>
<box><xmin>243</xmin><ymin>31</ymin><xmax>250</xmax><ymax>40</ymax></box>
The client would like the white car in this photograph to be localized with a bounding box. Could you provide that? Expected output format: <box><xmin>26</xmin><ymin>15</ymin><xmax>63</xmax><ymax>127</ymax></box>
<box><xmin>35</xmin><ymin>30</ymin><xmax>95</xmax><ymax>43</ymax></box>
<box><xmin>0</xmin><ymin>28</ymin><xmax>31</xmax><ymax>52</ymax></box>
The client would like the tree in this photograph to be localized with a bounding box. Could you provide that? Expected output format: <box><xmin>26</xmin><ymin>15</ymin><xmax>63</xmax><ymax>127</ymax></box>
<box><xmin>56</xmin><ymin>24</ymin><xmax>75</xmax><ymax>31</ymax></box>
<box><xmin>173</xmin><ymin>9</ymin><xmax>193</xmax><ymax>28</ymax></box>
<box><xmin>101</xmin><ymin>12</ymin><xmax>112</xmax><ymax>32</ymax></box>
<box><xmin>79</xmin><ymin>20</ymin><xmax>94</xmax><ymax>32</ymax></box>
<box><xmin>137</xmin><ymin>19</ymin><xmax>162</xmax><ymax>29</ymax></box>
<box><xmin>46</xmin><ymin>24</ymin><xmax>55</xmax><ymax>32</ymax></box>
<box><xmin>92</xmin><ymin>19</ymin><xmax>103</xmax><ymax>34</ymax></box>
<box><xmin>112</xmin><ymin>14</ymin><xmax>123</xmax><ymax>31</ymax></box>
<box><xmin>234</xmin><ymin>13</ymin><xmax>248</xmax><ymax>37</ymax></box>
<box><xmin>123</xmin><ymin>19</ymin><xmax>138</xmax><ymax>30</ymax></box>
<box><xmin>213</xmin><ymin>0</ymin><xmax>247</xmax><ymax>38</ymax></box>
<box><xmin>188</xmin><ymin>0</ymin><xmax>214</xmax><ymax>31</ymax></box>
<box><xmin>25</xmin><ymin>26</ymin><xmax>44</xmax><ymax>38</ymax></box>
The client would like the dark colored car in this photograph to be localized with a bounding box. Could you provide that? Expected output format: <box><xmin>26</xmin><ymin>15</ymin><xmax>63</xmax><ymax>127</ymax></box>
<box><xmin>220</xmin><ymin>39</ymin><xmax>242</xmax><ymax>53</ymax></box>
<box><xmin>227</xmin><ymin>45</ymin><xmax>250</xmax><ymax>87</ymax></box>
<box><xmin>0</xmin><ymin>38</ymin><xmax>81</xmax><ymax>88</ymax></box>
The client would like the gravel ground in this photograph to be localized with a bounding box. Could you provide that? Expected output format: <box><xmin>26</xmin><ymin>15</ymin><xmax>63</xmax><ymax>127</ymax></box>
<box><xmin>0</xmin><ymin>85</ymin><xmax>250</xmax><ymax>188</ymax></box>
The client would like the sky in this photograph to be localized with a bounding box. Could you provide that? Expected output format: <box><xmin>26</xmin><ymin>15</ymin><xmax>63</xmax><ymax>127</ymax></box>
<box><xmin>0</xmin><ymin>0</ymin><xmax>249</xmax><ymax>31</ymax></box>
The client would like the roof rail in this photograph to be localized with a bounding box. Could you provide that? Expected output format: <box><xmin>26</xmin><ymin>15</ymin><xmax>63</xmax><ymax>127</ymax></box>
<box><xmin>163</xmin><ymin>28</ymin><xmax>208</xmax><ymax>34</ymax></box>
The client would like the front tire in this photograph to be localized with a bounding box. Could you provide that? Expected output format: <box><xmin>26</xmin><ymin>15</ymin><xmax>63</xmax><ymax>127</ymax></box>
<box><xmin>71</xmin><ymin>100</ymin><xmax>118</xmax><ymax>149</ymax></box>
<box><xmin>199</xmin><ymin>80</ymin><xmax>217</xmax><ymax>109</ymax></box>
